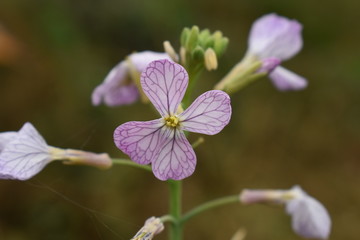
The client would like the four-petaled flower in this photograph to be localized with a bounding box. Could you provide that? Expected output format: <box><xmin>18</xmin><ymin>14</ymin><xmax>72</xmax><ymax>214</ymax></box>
<box><xmin>248</xmin><ymin>13</ymin><xmax>307</xmax><ymax>90</ymax></box>
<box><xmin>114</xmin><ymin>59</ymin><xmax>232</xmax><ymax>180</ymax></box>
<box><xmin>92</xmin><ymin>51</ymin><xmax>171</xmax><ymax>107</ymax></box>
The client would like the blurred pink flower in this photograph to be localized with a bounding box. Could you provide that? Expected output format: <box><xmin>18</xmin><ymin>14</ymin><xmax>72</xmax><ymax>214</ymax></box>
<box><xmin>248</xmin><ymin>13</ymin><xmax>307</xmax><ymax>90</ymax></box>
<box><xmin>92</xmin><ymin>51</ymin><xmax>171</xmax><ymax>107</ymax></box>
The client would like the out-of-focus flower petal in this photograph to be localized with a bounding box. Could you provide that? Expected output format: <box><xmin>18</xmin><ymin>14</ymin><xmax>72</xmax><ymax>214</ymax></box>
<box><xmin>0</xmin><ymin>131</ymin><xmax>17</xmax><ymax>151</ymax></box>
<box><xmin>141</xmin><ymin>59</ymin><xmax>188</xmax><ymax>116</ymax></box>
<box><xmin>92</xmin><ymin>51</ymin><xmax>171</xmax><ymax>107</ymax></box>
<box><xmin>257</xmin><ymin>58</ymin><xmax>281</xmax><ymax>74</ymax></box>
<box><xmin>180</xmin><ymin>90</ymin><xmax>231</xmax><ymax>135</ymax></box>
<box><xmin>269</xmin><ymin>66</ymin><xmax>307</xmax><ymax>91</ymax></box>
<box><xmin>114</xmin><ymin>119</ymin><xmax>166</xmax><ymax>165</ymax></box>
<box><xmin>152</xmin><ymin>129</ymin><xmax>196</xmax><ymax>181</ymax></box>
<box><xmin>92</xmin><ymin>61</ymin><xmax>140</xmax><ymax>106</ymax></box>
<box><xmin>130</xmin><ymin>51</ymin><xmax>171</xmax><ymax>71</ymax></box>
<box><xmin>0</xmin><ymin>123</ymin><xmax>51</xmax><ymax>180</ymax></box>
<box><xmin>286</xmin><ymin>186</ymin><xmax>331</xmax><ymax>240</ymax></box>
<box><xmin>248</xmin><ymin>13</ymin><xmax>303</xmax><ymax>60</ymax></box>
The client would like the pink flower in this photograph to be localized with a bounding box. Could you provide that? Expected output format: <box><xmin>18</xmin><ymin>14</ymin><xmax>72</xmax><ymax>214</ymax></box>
<box><xmin>248</xmin><ymin>13</ymin><xmax>307</xmax><ymax>90</ymax></box>
<box><xmin>92</xmin><ymin>51</ymin><xmax>171</xmax><ymax>107</ymax></box>
<box><xmin>114</xmin><ymin>59</ymin><xmax>232</xmax><ymax>180</ymax></box>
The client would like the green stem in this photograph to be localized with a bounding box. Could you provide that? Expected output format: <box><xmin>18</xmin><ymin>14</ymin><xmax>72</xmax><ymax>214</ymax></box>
<box><xmin>160</xmin><ymin>214</ymin><xmax>177</xmax><ymax>224</ymax></box>
<box><xmin>180</xmin><ymin>195</ymin><xmax>239</xmax><ymax>224</ymax></box>
<box><xmin>111</xmin><ymin>158</ymin><xmax>152</xmax><ymax>172</ymax></box>
<box><xmin>168</xmin><ymin>180</ymin><xmax>183</xmax><ymax>240</ymax></box>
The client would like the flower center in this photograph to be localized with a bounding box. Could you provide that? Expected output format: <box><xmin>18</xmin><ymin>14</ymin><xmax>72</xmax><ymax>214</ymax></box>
<box><xmin>164</xmin><ymin>115</ymin><xmax>180</xmax><ymax>128</ymax></box>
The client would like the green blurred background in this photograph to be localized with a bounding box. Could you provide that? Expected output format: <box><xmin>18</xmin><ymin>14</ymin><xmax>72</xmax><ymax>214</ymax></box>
<box><xmin>0</xmin><ymin>0</ymin><xmax>359</xmax><ymax>239</ymax></box>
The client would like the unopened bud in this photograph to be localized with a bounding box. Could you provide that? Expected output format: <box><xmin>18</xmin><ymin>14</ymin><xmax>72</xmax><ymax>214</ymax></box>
<box><xmin>192</xmin><ymin>46</ymin><xmax>204</xmax><ymax>61</ymax></box>
<box><xmin>163</xmin><ymin>41</ymin><xmax>179</xmax><ymax>62</ymax></box>
<box><xmin>186</xmin><ymin>26</ymin><xmax>199</xmax><ymax>52</ymax></box>
<box><xmin>180</xmin><ymin>27</ymin><xmax>190</xmax><ymax>47</ymax></box>
<box><xmin>204</xmin><ymin>48</ymin><xmax>218</xmax><ymax>71</ymax></box>
<box><xmin>199</xmin><ymin>29</ymin><xmax>210</xmax><ymax>42</ymax></box>
<box><xmin>230</xmin><ymin>228</ymin><xmax>247</xmax><ymax>240</ymax></box>
<box><xmin>180</xmin><ymin>47</ymin><xmax>187</xmax><ymax>66</ymax></box>
<box><xmin>131</xmin><ymin>217</ymin><xmax>164</xmax><ymax>240</ymax></box>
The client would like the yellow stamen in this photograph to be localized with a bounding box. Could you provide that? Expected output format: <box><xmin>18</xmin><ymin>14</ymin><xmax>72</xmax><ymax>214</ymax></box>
<box><xmin>164</xmin><ymin>115</ymin><xmax>180</xmax><ymax>128</ymax></box>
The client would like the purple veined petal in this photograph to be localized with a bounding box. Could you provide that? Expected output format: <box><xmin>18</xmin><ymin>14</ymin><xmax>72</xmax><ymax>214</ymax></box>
<box><xmin>0</xmin><ymin>131</ymin><xmax>17</xmax><ymax>152</ymax></box>
<box><xmin>179</xmin><ymin>90</ymin><xmax>232</xmax><ymax>135</ymax></box>
<box><xmin>91</xmin><ymin>61</ymin><xmax>139</xmax><ymax>106</ymax></box>
<box><xmin>141</xmin><ymin>59</ymin><xmax>188</xmax><ymax>117</ymax></box>
<box><xmin>152</xmin><ymin>129</ymin><xmax>196</xmax><ymax>181</ymax></box>
<box><xmin>269</xmin><ymin>66</ymin><xmax>308</xmax><ymax>91</ymax></box>
<box><xmin>114</xmin><ymin>119</ymin><xmax>168</xmax><ymax>165</ymax></box>
<box><xmin>0</xmin><ymin>123</ymin><xmax>51</xmax><ymax>180</ymax></box>
<box><xmin>248</xmin><ymin>13</ymin><xmax>303</xmax><ymax>60</ymax></box>
<box><xmin>286</xmin><ymin>186</ymin><xmax>331</xmax><ymax>239</ymax></box>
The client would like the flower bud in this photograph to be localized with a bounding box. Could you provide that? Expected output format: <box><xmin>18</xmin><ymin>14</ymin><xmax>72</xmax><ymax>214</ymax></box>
<box><xmin>204</xmin><ymin>48</ymin><xmax>218</xmax><ymax>71</ymax></box>
<box><xmin>131</xmin><ymin>217</ymin><xmax>164</xmax><ymax>240</ymax></box>
<box><xmin>191</xmin><ymin>46</ymin><xmax>204</xmax><ymax>61</ymax></box>
<box><xmin>163</xmin><ymin>40</ymin><xmax>179</xmax><ymax>62</ymax></box>
<box><xmin>185</xmin><ymin>26</ymin><xmax>199</xmax><ymax>52</ymax></box>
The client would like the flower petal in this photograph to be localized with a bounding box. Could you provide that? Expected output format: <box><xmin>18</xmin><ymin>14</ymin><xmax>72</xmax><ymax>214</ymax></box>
<box><xmin>114</xmin><ymin>119</ymin><xmax>167</xmax><ymax>165</ymax></box>
<box><xmin>286</xmin><ymin>187</ymin><xmax>331</xmax><ymax>239</ymax></box>
<box><xmin>257</xmin><ymin>57</ymin><xmax>281</xmax><ymax>74</ymax></box>
<box><xmin>0</xmin><ymin>123</ymin><xmax>51</xmax><ymax>180</ymax></box>
<box><xmin>92</xmin><ymin>51</ymin><xmax>171</xmax><ymax>107</ymax></box>
<box><xmin>130</xmin><ymin>51</ymin><xmax>171</xmax><ymax>71</ymax></box>
<box><xmin>180</xmin><ymin>90</ymin><xmax>232</xmax><ymax>135</ymax></box>
<box><xmin>152</xmin><ymin>129</ymin><xmax>196</xmax><ymax>180</ymax></box>
<box><xmin>0</xmin><ymin>131</ymin><xmax>17</xmax><ymax>152</ymax></box>
<box><xmin>141</xmin><ymin>59</ymin><xmax>188</xmax><ymax>117</ymax></box>
<box><xmin>269</xmin><ymin>66</ymin><xmax>307</xmax><ymax>91</ymax></box>
<box><xmin>249</xmin><ymin>13</ymin><xmax>303</xmax><ymax>60</ymax></box>
<box><xmin>92</xmin><ymin>61</ymin><xmax>139</xmax><ymax>106</ymax></box>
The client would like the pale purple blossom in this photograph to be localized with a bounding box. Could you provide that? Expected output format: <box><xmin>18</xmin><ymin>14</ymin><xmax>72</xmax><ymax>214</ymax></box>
<box><xmin>0</xmin><ymin>131</ymin><xmax>17</xmax><ymax>151</ymax></box>
<box><xmin>240</xmin><ymin>186</ymin><xmax>331</xmax><ymax>239</ymax></box>
<box><xmin>0</xmin><ymin>122</ymin><xmax>112</xmax><ymax>180</ymax></box>
<box><xmin>286</xmin><ymin>186</ymin><xmax>331</xmax><ymax>240</ymax></box>
<box><xmin>114</xmin><ymin>59</ymin><xmax>232</xmax><ymax>180</ymax></box>
<box><xmin>248</xmin><ymin>13</ymin><xmax>307</xmax><ymax>90</ymax></box>
<box><xmin>92</xmin><ymin>51</ymin><xmax>171</xmax><ymax>107</ymax></box>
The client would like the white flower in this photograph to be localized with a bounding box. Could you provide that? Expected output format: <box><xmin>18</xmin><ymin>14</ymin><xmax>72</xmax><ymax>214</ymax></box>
<box><xmin>0</xmin><ymin>123</ymin><xmax>112</xmax><ymax>180</ymax></box>
<box><xmin>240</xmin><ymin>185</ymin><xmax>331</xmax><ymax>239</ymax></box>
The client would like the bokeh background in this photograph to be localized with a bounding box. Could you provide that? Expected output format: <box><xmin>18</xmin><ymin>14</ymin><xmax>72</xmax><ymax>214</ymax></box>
<box><xmin>0</xmin><ymin>0</ymin><xmax>359</xmax><ymax>239</ymax></box>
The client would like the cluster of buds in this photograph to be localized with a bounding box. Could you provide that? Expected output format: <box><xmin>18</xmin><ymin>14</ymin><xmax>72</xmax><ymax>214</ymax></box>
<box><xmin>164</xmin><ymin>26</ymin><xmax>229</xmax><ymax>72</ymax></box>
